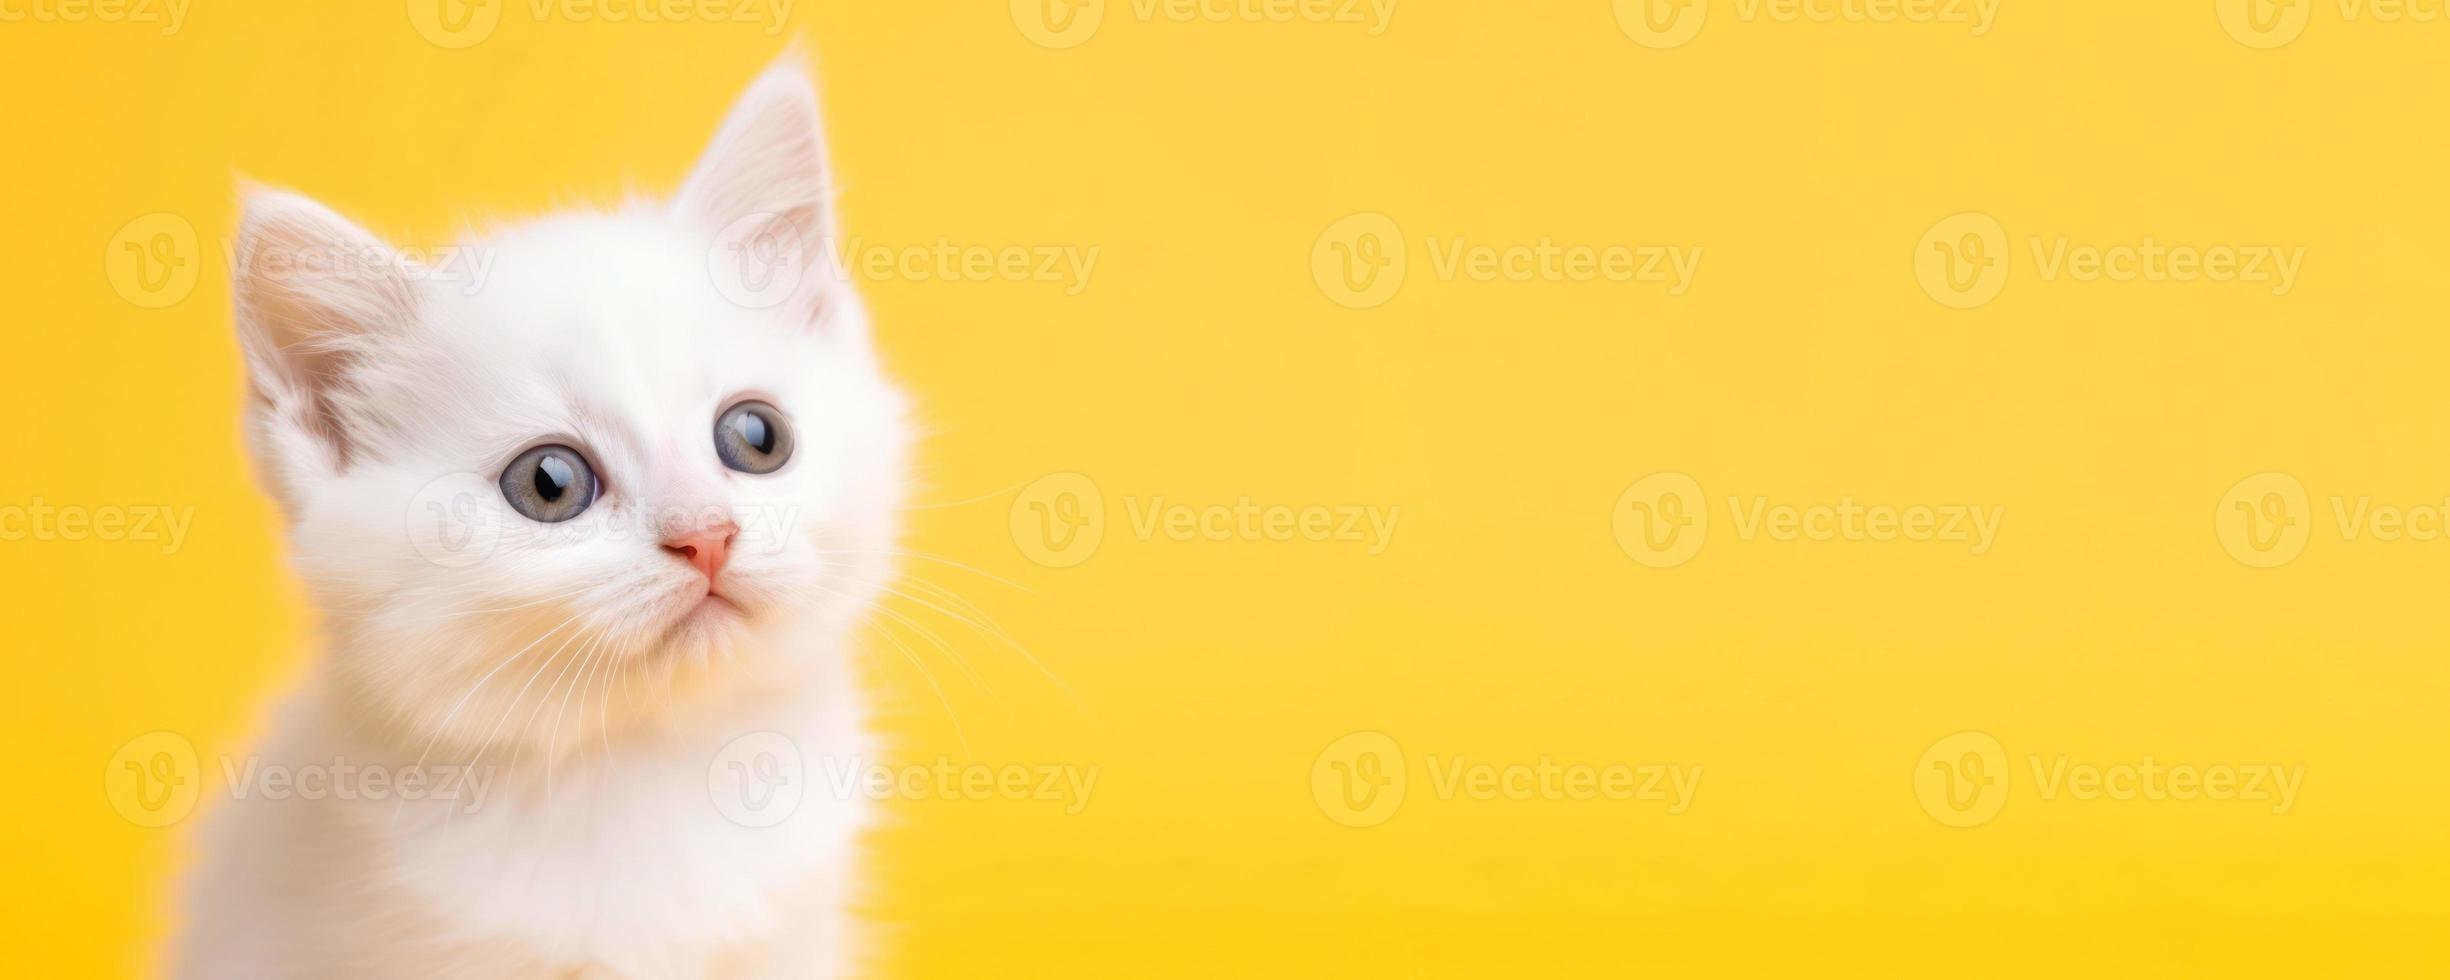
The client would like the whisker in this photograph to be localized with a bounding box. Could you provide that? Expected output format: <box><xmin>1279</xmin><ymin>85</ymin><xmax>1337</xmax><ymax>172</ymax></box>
<box><xmin>465</xmin><ymin>616</ymin><xmax>593</xmax><ymax>782</ymax></box>
<box><xmin>820</xmin><ymin>547</ymin><xmax>1039</xmax><ymax>597</ymax></box>
<box><xmin>863</xmin><ymin>600</ymin><xmax>991</xmax><ymax>694</ymax></box>
<box><xmin>410</xmin><ymin>607</ymin><xmax>590</xmax><ymax>774</ymax></box>
<box><xmin>862</xmin><ymin>619</ymin><xmax>972</xmax><ymax>757</ymax></box>
<box><xmin>597</xmin><ymin>631</ymin><xmax>635</xmax><ymax>792</ymax></box>
<box><xmin>542</xmin><ymin>629</ymin><xmax>612</xmax><ymax>801</ymax></box>
<box><xmin>874</xmin><ymin>575</ymin><xmax>1086</xmax><ymax>715</ymax></box>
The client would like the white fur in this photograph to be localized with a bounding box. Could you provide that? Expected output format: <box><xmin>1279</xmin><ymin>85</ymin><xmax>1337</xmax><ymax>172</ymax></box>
<box><xmin>178</xmin><ymin>55</ymin><xmax>904</xmax><ymax>979</ymax></box>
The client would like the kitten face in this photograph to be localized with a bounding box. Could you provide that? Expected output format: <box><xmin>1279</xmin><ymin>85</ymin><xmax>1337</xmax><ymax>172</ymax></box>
<box><xmin>234</xmin><ymin>59</ymin><xmax>903</xmax><ymax>757</ymax></box>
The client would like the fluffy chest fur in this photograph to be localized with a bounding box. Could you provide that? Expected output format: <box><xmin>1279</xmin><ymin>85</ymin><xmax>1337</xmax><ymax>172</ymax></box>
<box><xmin>186</xmin><ymin>655</ymin><xmax>870</xmax><ymax>978</ymax></box>
<box><xmin>378</xmin><ymin>666</ymin><xmax>869</xmax><ymax>968</ymax></box>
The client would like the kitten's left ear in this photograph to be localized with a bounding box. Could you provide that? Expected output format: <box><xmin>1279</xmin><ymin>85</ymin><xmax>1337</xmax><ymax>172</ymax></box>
<box><xmin>677</xmin><ymin>54</ymin><xmax>838</xmax><ymax>292</ymax></box>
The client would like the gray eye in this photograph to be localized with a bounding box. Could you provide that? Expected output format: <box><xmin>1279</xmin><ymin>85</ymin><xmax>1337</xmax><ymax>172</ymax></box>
<box><xmin>715</xmin><ymin>400</ymin><xmax>792</xmax><ymax>474</ymax></box>
<box><xmin>499</xmin><ymin>445</ymin><xmax>596</xmax><ymax>523</ymax></box>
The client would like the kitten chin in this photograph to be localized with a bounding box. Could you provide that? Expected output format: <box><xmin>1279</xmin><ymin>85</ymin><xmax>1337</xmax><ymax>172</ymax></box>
<box><xmin>177</xmin><ymin>52</ymin><xmax>900</xmax><ymax>980</ymax></box>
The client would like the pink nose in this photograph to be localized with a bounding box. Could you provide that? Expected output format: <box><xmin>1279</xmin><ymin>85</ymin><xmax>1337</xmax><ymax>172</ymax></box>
<box><xmin>661</xmin><ymin>521</ymin><xmax>738</xmax><ymax>582</ymax></box>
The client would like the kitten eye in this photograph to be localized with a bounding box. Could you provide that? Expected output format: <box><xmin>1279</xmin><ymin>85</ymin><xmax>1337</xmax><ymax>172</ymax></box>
<box><xmin>499</xmin><ymin>445</ymin><xmax>597</xmax><ymax>523</ymax></box>
<box><xmin>715</xmin><ymin>400</ymin><xmax>793</xmax><ymax>475</ymax></box>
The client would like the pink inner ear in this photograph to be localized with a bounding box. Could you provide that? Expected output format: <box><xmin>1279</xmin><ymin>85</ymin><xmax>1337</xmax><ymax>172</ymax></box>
<box><xmin>677</xmin><ymin>58</ymin><xmax>835</xmax><ymax>255</ymax></box>
<box><xmin>677</xmin><ymin>57</ymin><xmax>842</xmax><ymax>332</ymax></box>
<box><xmin>233</xmin><ymin>189</ymin><xmax>421</xmax><ymax>470</ymax></box>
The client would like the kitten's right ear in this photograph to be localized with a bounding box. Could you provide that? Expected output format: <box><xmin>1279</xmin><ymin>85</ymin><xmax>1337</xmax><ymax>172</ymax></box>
<box><xmin>232</xmin><ymin>186</ymin><xmax>418</xmax><ymax>513</ymax></box>
<box><xmin>676</xmin><ymin>54</ymin><xmax>860</xmax><ymax>332</ymax></box>
<box><xmin>675</xmin><ymin>54</ymin><xmax>835</xmax><ymax>244</ymax></box>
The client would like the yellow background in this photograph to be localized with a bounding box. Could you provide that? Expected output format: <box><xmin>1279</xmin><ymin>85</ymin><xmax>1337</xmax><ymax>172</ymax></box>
<box><xmin>6</xmin><ymin>1</ymin><xmax>2448</xmax><ymax>976</ymax></box>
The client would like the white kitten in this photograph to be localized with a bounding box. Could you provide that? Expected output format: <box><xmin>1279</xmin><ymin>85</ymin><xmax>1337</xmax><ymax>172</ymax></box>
<box><xmin>176</xmin><ymin>55</ymin><xmax>905</xmax><ymax>979</ymax></box>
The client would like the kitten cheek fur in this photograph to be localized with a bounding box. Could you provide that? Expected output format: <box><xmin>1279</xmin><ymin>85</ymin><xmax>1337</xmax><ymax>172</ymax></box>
<box><xmin>182</xmin><ymin>51</ymin><xmax>901</xmax><ymax>978</ymax></box>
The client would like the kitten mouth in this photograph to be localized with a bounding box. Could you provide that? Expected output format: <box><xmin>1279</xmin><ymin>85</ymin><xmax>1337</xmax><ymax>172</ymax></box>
<box><xmin>672</xmin><ymin>588</ymin><xmax>744</xmax><ymax>632</ymax></box>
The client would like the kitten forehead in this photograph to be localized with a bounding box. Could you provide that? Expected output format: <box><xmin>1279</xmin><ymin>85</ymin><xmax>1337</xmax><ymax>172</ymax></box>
<box><xmin>388</xmin><ymin>208</ymin><xmax>832</xmax><ymax>462</ymax></box>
